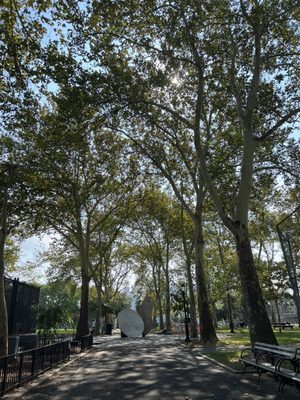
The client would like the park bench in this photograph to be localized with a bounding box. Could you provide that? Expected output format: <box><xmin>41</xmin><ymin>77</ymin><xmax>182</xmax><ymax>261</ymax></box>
<box><xmin>239</xmin><ymin>342</ymin><xmax>297</xmax><ymax>377</ymax></box>
<box><xmin>276</xmin><ymin>350</ymin><xmax>300</xmax><ymax>392</ymax></box>
<box><xmin>240</xmin><ymin>342</ymin><xmax>300</xmax><ymax>392</ymax></box>
<box><xmin>273</xmin><ymin>322</ymin><xmax>294</xmax><ymax>329</ymax></box>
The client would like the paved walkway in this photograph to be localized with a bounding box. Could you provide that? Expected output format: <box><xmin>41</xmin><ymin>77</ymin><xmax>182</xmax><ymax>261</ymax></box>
<box><xmin>4</xmin><ymin>335</ymin><xmax>299</xmax><ymax>400</ymax></box>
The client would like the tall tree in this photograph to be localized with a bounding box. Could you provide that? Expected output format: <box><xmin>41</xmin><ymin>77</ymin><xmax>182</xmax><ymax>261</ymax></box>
<box><xmin>0</xmin><ymin>0</ymin><xmax>51</xmax><ymax>356</ymax></box>
<box><xmin>30</xmin><ymin>82</ymin><xmax>138</xmax><ymax>337</ymax></box>
<box><xmin>79</xmin><ymin>0</ymin><xmax>300</xmax><ymax>344</ymax></box>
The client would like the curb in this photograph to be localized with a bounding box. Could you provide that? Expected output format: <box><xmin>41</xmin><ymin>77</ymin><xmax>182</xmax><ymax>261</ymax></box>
<box><xmin>177</xmin><ymin>341</ymin><xmax>243</xmax><ymax>375</ymax></box>
<box><xmin>2</xmin><ymin>347</ymin><xmax>95</xmax><ymax>400</ymax></box>
<box><xmin>195</xmin><ymin>352</ymin><xmax>243</xmax><ymax>374</ymax></box>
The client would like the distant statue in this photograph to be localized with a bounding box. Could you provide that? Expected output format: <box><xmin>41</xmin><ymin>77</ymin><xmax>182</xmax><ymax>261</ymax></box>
<box><xmin>137</xmin><ymin>295</ymin><xmax>154</xmax><ymax>336</ymax></box>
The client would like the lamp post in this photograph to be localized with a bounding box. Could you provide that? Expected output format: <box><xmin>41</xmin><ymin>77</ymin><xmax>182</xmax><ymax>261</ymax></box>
<box><xmin>181</xmin><ymin>284</ymin><xmax>190</xmax><ymax>342</ymax></box>
<box><xmin>227</xmin><ymin>290</ymin><xmax>235</xmax><ymax>333</ymax></box>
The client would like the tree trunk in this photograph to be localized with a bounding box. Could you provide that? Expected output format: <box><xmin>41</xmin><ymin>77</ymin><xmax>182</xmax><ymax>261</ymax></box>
<box><xmin>275</xmin><ymin>299</ymin><xmax>282</xmax><ymax>333</ymax></box>
<box><xmin>236</xmin><ymin>226</ymin><xmax>277</xmax><ymax>345</ymax></box>
<box><xmin>292</xmin><ymin>293</ymin><xmax>300</xmax><ymax>328</ymax></box>
<box><xmin>212</xmin><ymin>304</ymin><xmax>218</xmax><ymax>329</ymax></box>
<box><xmin>0</xmin><ymin>193</ymin><xmax>8</xmax><ymax>357</ymax></box>
<box><xmin>180</xmin><ymin>204</ymin><xmax>198</xmax><ymax>338</ymax></box>
<box><xmin>285</xmin><ymin>265</ymin><xmax>300</xmax><ymax>327</ymax></box>
<box><xmin>158</xmin><ymin>296</ymin><xmax>164</xmax><ymax>330</ymax></box>
<box><xmin>194</xmin><ymin>206</ymin><xmax>218</xmax><ymax>344</ymax></box>
<box><xmin>76</xmin><ymin>271</ymin><xmax>90</xmax><ymax>338</ymax></box>
<box><xmin>95</xmin><ymin>283</ymin><xmax>102</xmax><ymax>335</ymax></box>
<box><xmin>164</xmin><ymin>243</ymin><xmax>171</xmax><ymax>333</ymax></box>
<box><xmin>277</xmin><ymin>221</ymin><xmax>300</xmax><ymax>327</ymax></box>
<box><xmin>0</xmin><ymin>230</ymin><xmax>8</xmax><ymax>356</ymax></box>
<box><xmin>74</xmin><ymin>201</ymin><xmax>90</xmax><ymax>338</ymax></box>
<box><xmin>152</xmin><ymin>262</ymin><xmax>164</xmax><ymax>330</ymax></box>
<box><xmin>186</xmin><ymin>256</ymin><xmax>198</xmax><ymax>338</ymax></box>
<box><xmin>76</xmin><ymin>235</ymin><xmax>90</xmax><ymax>338</ymax></box>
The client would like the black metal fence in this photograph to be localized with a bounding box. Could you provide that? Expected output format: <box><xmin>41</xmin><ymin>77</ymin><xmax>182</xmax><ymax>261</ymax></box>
<box><xmin>37</xmin><ymin>334</ymin><xmax>93</xmax><ymax>353</ymax></box>
<box><xmin>70</xmin><ymin>334</ymin><xmax>94</xmax><ymax>354</ymax></box>
<box><xmin>80</xmin><ymin>334</ymin><xmax>93</xmax><ymax>351</ymax></box>
<box><xmin>0</xmin><ymin>340</ymin><xmax>70</xmax><ymax>397</ymax></box>
<box><xmin>0</xmin><ymin>335</ymin><xmax>93</xmax><ymax>397</ymax></box>
<box><xmin>5</xmin><ymin>278</ymin><xmax>40</xmax><ymax>335</ymax></box>
<box><xmin>37</xmin><ymin>334</ymin><xmax>74</xmax><ymax>348</ymax></box>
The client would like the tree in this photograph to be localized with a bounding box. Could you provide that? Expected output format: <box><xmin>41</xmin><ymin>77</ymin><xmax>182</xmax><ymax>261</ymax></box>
<box><xmin>0</xmin><ymin>0</ymin><xmax>52</xmax><ymax>356</ymax></box>
<box><xmin>276</xmin><ymin>205</ymin><xmax>300</xmax><ymax>326</ymax></box>
<box><xmin>201</xmin><ymin>1</ymin><xmax>300</xmax><ymax>344</ymax></box>
<box><xmin>129</xmin><ymin>188</ymin><xmax>188</xmax><ymax>332</ymax></box>
<box><xmin>37</xmin><ymin>281</ymin><xmax>80</xmax><ymax>333</ymax></box>
<box><xmin>178</xmin><ymin>205</ymin><xmax>198</xmax><ymax>337</ymax></box>
<box><xmin>29</xmin><ymin>81</ymin><xmax>139</xmax><ymax>338</ymax></box>
<box><xmin>80</xmin><ymin>0</ymin><xmax>300</xmax><ymax>344</ymax></box>
<box><xmin>90</xmin><ymin>220</ymin><xmax>134</xmax><ymax>335</ymax></box>
<box><xmin>0</xmin><ymin>113</ymin><xmax>40</xmax><ymax>356</ymax></box>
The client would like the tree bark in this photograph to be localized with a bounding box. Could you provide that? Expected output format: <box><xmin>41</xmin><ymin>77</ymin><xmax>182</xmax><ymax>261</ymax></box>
<box><xmin>0</xmin><ymin>230</ymin><xmax>8</xmax><ymax>357</ymax></box>
<box><xmin>275</xmin><ymin>299</ymin><xmax>282</xmax><ymax>333</ymax></box>
<box><xmin>75</xmin><ymin>229</ymin><xmax>90</xmax><ymax>338</ymax></box>
<box><xmin>194</xmin><ymin>202</ymin><xmax>218</xmax><ymax>344</ymax></box>
<box><xmin>164</xmin><ymin>243</ymin><xmax>171</xmax><ymax>332</ymax></box>
<box><xmin>76</xmin><ymin>271</ymin><xmax>90</xmax><ymax>338</ymax></box>
<box><xmin>152</xmin><ymin>261</ymin><xmax>164</xmax><ymax>330</ymax></box>
<box><xmin>74</xmin><ymin>189</ymin><xmax>91</xmax><ymax>338</ymax></box>
<box><xmin>236</xmin><ymin>226</ymin><xmax>277</xmax><ymax>345</ymax></box>
<box><xmin>282</xmin><ymin>248</ymin><xmax>300</xmax><ymax>326</ymax></box>
<box><xmin>95</xmin><ymin>283</ymin><xmax>102</xmax><ymax>335</ymax></box>
<box><xmin>158</xmin><ymin>296</ymin><xmax>164</xmax><ymax>330</ymax></box>
<box><xmin>186</xmin><ymin>255</ymin><xmax>198</xmax><ymax>338</ymax></box>
<box><xmin>292</xmin><ymin>293</ymin><xmax>300</xmax><ymax>328</ymax></box>
<box><xmin>180</xmin><ymin>204</ymin><xmax>198</xmax><ymax>338</ymax></box>
<box><xmin>0</xmin><ymin>184</ymin><xmax>9</xmax><ymax>356</ymax></box>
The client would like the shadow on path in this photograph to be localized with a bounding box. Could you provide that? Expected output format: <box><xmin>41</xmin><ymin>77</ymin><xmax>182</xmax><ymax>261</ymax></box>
<box><xmin>9</xmin><ymin>335</ymin><xmax>299</xmax><ymax>400</ymax></box>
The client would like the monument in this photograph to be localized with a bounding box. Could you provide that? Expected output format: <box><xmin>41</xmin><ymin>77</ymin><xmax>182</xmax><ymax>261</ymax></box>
<box><xmin>137</xmin><ymin>295</ymin><xmax>154</xmax><ymax>335</ymax></box>
<box><xmin>117</xmin><ymin>309</ymin><xmax>144</xmax><ymax>338</ymax></box>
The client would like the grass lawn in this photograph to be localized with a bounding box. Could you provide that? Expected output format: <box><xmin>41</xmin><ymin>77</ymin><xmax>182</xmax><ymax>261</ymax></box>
<box><xmin>37</xmin><ymin>328</ymin><xmax>76</xmax><ymax>335</ymax></box>
<box><xmin>196</xmin><ymin>327</ymin><xmax>300</xmax><ymax>371</ymax></box>
<box><xmin>205</xmin><ymin>350</ymin><xmax>243</xmax><ymax>371</ymax></box>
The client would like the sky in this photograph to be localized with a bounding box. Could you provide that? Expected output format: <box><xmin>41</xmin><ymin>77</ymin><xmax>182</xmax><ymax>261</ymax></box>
<box><xmin>12</xmin><ymin>235</ymin><xmax>53</xmax><ymax>284</ymax></box>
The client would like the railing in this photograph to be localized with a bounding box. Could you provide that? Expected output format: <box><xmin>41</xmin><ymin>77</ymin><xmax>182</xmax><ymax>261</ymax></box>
<box><xmin>80</xmin><ymin>334</ymin><xmax>93</xmax><ymax>351</ymax></box>
<box><xmin>37</xmin><ymin>334</ymin><xmax>74</xmax><ymax>348</ymax></box>
<box><xmin>70</xmin><ymin>334</ymin><xmax>94</xmax><ymax>353</ymax></box>
<box><xmin>37</xmin><ymin>334</ymin><xmax>93</xmax><ymax>352</ymax></box>
<box><xmin>0</xmin><ymin>334</ymin><xmax>94</xmax><ymax>397</ymax></box>
<box><xmin>0</xmin><ymin>340</ymin><xmax>70</xmax><ymax>397</ymax></box>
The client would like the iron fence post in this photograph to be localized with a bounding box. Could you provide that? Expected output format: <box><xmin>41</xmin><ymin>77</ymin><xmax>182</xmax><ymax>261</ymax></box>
<box><xmin>41</xmin><ymin>345</ymin><xmax>45</xmax><ymax>370</ymax></box>
<box><xmin>18</xmin><ymin>353</ymin><xmax>23</xmax><ymax>386</ymax></box>
<box><xmin>31</xmin><ymin>350</ymin><xmax>35</xmax><ymax>377</ymax></box>
<box><xmin>1</xmin><ymin>357</ymin><xmax>8</xmax><ymax>396</ymax></box>
<box><xmin>50</xmin><ymin>345</ymin><xmax>53</xmax><ymax>369</ymax></box>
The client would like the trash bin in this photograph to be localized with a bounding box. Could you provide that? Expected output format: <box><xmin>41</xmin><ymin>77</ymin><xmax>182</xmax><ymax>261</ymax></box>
<box><xmin>105</xmin><ymin>323</ymin><xmax>112</xmax><ymax>335</ymax></box>
<box><xmin>8</xmin><ymin>336</ymin><xmax>20</xmax><ymax>354</ymax></box>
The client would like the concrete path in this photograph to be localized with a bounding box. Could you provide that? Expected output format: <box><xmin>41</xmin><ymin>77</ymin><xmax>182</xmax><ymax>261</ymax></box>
<box><xmin>5</xmin><ymin>335</ymin><xmax>299</xmax><ymax>400</ymax></box>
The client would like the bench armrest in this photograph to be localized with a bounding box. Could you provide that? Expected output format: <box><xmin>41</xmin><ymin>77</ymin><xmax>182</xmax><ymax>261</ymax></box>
<box><xmin>276</xmin><ymin>357</ymin><xmax>296</xmax><ymax>373</ymax></box>
<box><xmin>240</xmin><ymin>348</ymin><xmax>255</xmax><ymax>360</ymax></box>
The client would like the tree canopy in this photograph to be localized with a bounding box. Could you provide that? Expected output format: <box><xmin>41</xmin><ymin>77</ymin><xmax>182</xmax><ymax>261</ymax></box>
<box><xmin>0</xmin><ymin>0</ymin><xmax>299</xmax><ymax>354</ymax></box>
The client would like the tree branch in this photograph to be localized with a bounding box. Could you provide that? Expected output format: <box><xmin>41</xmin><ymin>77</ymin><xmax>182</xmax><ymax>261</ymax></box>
<box><xmin>255</xmin><ymin>108</ymin><xmax>300</xmax><ymax>141</ymax></box>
